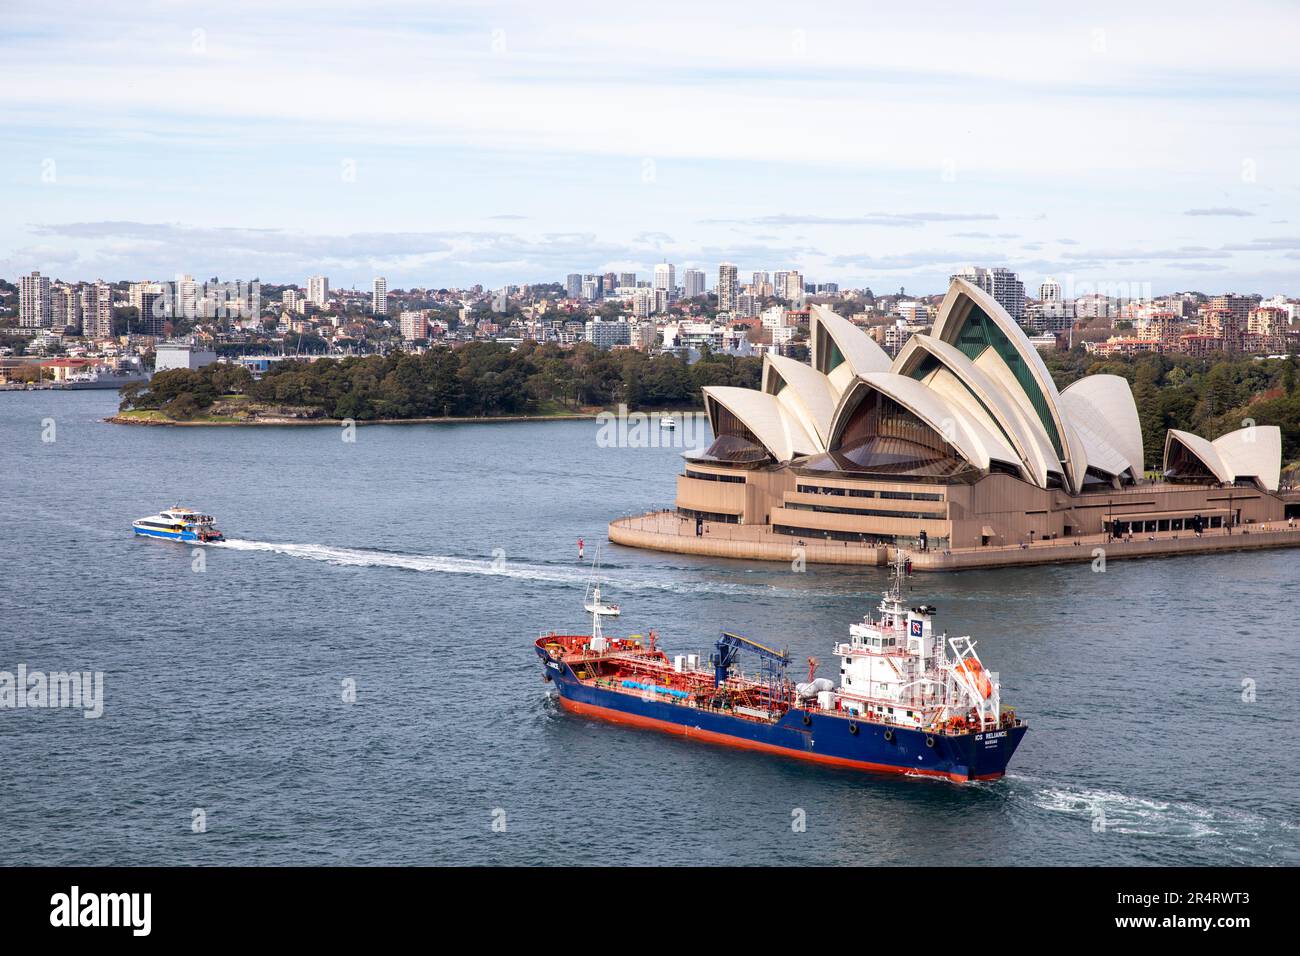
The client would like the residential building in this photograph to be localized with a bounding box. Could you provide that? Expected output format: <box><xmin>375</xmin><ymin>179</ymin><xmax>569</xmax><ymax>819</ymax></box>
<box><xmin>400</xmin><ymin>310</ymin><xmax>430</xmax><ymax>342</ymax></box>
<box><xmin>585</xmin><ymin>319</ymin><xmax>632</xmax><ymax>349</ymax></box>
<box><xmin>19</xmin><ymin>271</ymin><xmax>51</xmax><ymax>328</ymax></box>
<box><xmin>717</xmin><ymin>262</ymin><xmax>739</xmax><ymax>312</ymax></box>
<box><xmin>307</xmin><ymin>275</ymin><xmax>330</xmax><ymax>308</ymax></box>
<box><xmin>952</xmin><ymin>266</ymin><xmax>1025</xmax><ymax>322</ymax></box>
<box><xmin>82</xmin><ymin>282</ymin><xmax>113</xmax><ymax>339</ymax></box>
<box><xmin>683</xmin><ymin>268</ymin><xmax>706</xmax><ymax>299</ymax></box>
<box><xmin>653</xmin><ymin>263</ymin><xmax>676</xmax><ymax>300</ymax></box>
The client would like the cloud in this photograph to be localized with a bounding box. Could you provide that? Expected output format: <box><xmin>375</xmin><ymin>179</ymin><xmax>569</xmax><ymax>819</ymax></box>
<box><xmin>1058</xmin><ymin>245</ymin><xmax>1233</xmax><ymax>262</ymax></box>
<box><xmin>1220</xmin><ymin>236</ymin><xmax>1300</xmax><ymax>251</ymax></box>
<box><xmin>1184</xmin><ymin>207</ymin><xmax>1254</xmax><ymax>217</ymax></box>
<box><xmin>699</xmin><ymin>212</ymin><xmax>999</xmax><ymax>228</ymax></box>
<box><xmin>18</xmin><ymin>220</ymin><xmax>821</xmax><ymax>286</ymax></box>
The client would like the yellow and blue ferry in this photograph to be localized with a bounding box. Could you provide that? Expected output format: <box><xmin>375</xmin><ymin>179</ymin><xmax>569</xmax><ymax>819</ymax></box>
<box><xmin>133</xmin><ymin>507</ymin><xmax>225</xmax><ymax>544</ymax></box>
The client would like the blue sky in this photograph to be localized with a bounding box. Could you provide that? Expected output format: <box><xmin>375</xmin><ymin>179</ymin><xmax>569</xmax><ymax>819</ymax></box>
<box><xmin>2</xmin><ymin>0</ymin><xmax>1299</xmax><ymax>295</ymax></box>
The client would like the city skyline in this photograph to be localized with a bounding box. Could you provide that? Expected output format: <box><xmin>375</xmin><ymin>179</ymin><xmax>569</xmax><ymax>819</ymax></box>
<box><xmin>1</xmin><ymin>1</ymin><xmax>1298</xmax><ymax>293</ymax></box>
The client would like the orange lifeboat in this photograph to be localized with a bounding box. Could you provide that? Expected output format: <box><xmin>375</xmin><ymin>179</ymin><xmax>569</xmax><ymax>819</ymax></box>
<box><xmin>955</xmin><ymin>658</ymin><xmax>993</xmax><ymax>699</ymax></box>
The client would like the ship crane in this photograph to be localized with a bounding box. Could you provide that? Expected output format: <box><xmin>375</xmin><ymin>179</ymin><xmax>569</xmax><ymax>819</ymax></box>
<box><xmin>711</xmin><ymin>631</ymin><xmax>792</xmax><ymax>711</ymax></box>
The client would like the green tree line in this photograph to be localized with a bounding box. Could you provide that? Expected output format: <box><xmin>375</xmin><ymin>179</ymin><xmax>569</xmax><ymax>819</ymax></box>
<box><xmin>121</xmin><ymin>341</ymin><xmax>761</xmax><ymax>420</ymax></box>
<box><xmin>1044</xmin><ymin>349</ymin><xmax>1300</xmax><ymax>469</ymax></box>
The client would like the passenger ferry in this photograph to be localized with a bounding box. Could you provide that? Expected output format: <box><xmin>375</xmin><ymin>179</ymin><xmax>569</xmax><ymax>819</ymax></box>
<box><xmin>536</xmin><ymin>553</ymin><xmax>1027</xmax><ymax>782</ymax></box>
<box><xmin>132</xmin><ymin>507</ymin><xmax>225</xmax><ymax>544</ymax></box>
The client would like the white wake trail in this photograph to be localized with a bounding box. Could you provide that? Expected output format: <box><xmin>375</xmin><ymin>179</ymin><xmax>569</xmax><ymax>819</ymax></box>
<box><xmin>1007</xmin><ymin>772</ymin><xmax>1296</xmax><ymax>841</ymax></box>
<box><xmin>216</xmin><ymin>539</ymin><xmax>583</xmax><ymax>585</ymax></box>
<box><xmin>213</xmin><ymin>538</ymin><xmax>803</xmax><ymax>596</ymax></box>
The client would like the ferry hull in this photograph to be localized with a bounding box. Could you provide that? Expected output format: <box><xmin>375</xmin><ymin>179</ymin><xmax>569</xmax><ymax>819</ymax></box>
<box><xmin>540</xmin><ymin>649</ymin><xmax>1026</xmax><ymax>782</ymax></box>
<box><xmin>133</xmin><ymin>527</ymin><xmax>221</xmax><ymax>544</ymax></box>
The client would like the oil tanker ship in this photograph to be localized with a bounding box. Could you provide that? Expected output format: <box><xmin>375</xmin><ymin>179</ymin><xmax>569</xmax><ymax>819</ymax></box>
<box><xmin>536</xmin><ymin>555</ymin><xmax>1027</xmax><ymax>782</ymax></box>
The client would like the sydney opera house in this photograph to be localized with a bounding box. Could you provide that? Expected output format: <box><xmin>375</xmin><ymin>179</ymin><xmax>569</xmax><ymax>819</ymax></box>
<box><xmin>612</xmin><ymin>278</ymin><xmax>1300</xmax><ymax>568</ymax></box>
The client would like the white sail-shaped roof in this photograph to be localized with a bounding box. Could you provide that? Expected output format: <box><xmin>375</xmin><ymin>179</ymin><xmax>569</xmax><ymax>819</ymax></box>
<box><xmin>894</xmin><ymin>334</ymin><xmax>1061</xmax><ymax>487</ymax></box>
<box><xmin>930</xmin><ymin>278</ymin><xmax>1088</xmax><ymax>492</ymax></box>
<box><xmin>1164</xmin><ymin>426</ymin><xmax>1281</xmax><ymax>492</ymax></box>
<box><xmin>761</xmin><ymin>352</ymin><xmax>838</xmax><ymax>448</ymax></box>
<box><xmin>702</xmin><ymin>385</ymin><xmax>821</xmax><ymax>463</ymax></box>
<box><xmin>688</xmin><ymin>277</ymin><xmax>1277</xmax><ymax>494</ymax></box>
<box><xmin>1061</xmin><ymin>375</ymin><xmax>1144</xmax><ymax>477</ymax></box>
<box><xmin>1164</xmin><ymin>429</ymin><xmax>1232</xmax><ymax>484</ymax></box>
<box><xmin>1213</xmin><ymin>425</ymin><xmax>1282</xmax><ymax>492</ymax></box>
<box><xmin>830</xmin><ymin>372</ymin><xmax>1021</xmax><ymax>473</ymax></box>
<box><xmin>810</xmin><ymin>304</ymin><xmax>890</xmax><ymax>397</ymax></box>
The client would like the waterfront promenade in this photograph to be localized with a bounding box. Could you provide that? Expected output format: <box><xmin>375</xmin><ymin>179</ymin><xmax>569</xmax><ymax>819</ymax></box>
<box><xmin>609</xmin><ymin>510</ymin><xmax>1300</xmax><ymax>571</ymax></box>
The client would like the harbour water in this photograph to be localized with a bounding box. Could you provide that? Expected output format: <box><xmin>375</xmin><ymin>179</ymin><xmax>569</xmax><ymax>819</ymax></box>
<box><xmin>2</xmin><ymin>390</ymin><xmax>1297</xmax><ymax>865</ymax></box>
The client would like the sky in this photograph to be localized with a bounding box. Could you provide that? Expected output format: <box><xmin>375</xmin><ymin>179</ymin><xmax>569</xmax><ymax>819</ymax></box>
<box><xmin>2</xmin><ymin>0</ymin><xmax>1299</xmax><ymax>296</ymax></box>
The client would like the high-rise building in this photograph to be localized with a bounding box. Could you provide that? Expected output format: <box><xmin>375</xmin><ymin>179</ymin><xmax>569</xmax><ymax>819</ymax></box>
<box><xmin>174</xmin><ymin>274</ymin><xmax>200</xmax><ymax>319</ymax></box>
<box><xmin>307</xmin><ymin>275</ymin><xmax>330</xmax><ymax>308</ymax></box>
<box><xmin>683</xmin><ymin>268</ymin><xmax>706</xmax><ymax>299</ymax></box>
<box><xmin>581</xmin><ymin>277</ymin><xmax>601</xmax><ymax>301</ymax></box>
<box><xmin>566</xmin><ymin>273</ymin><xmax>583</xmax><ymax>300</ymax></box>
<box><xmin>653</xmin><ymin>263</ymin><xmax>675</xmax><ymax>300</ymax></box>
<box><xmin>400</xmin><ymin>310</ymin><xmax>429</xmax><ymax>342</ymax></box>
<box><xmin>50</xmin><ymin>285</ymin><xmax>80</xmax><ymax>333</ymax></box>
<box><xmin>717</xmin><ymin>262</ymin><xmax>739</xmax><ymax>312</ymax></box>
<box><xmin>129</xmin><ymin>282</ymin><xmax>166</xmax><ymax>335</ymax></box>
<box><xmin>953</xmin><ymin>266</ymin><xmax>1025</xmax><ymax>322</ymax></box>
<box><xmin>1039</xmin><ymin>277</ymin><xmax>1062</xmax><ymax>303</ymax></box>
<box><xmin>19</xmin><ymin>271</ymin><xmax>51</xmax><ymax>329</ymax></box>
<box><xmin>619</xmin><ymin>272</ymin><xmax>637</xmax><ymax>289</ymax></box>
<box><xmin>372</xmin><ymin>277</ymin><xmax>387</xmax><ymax>315</ymax></box>
<box><xmin>1208</xmin><ymin>294</ymin><xmax>1253</xmax><ymax>326</ymax></box>
<box><xmin>82</xmin><ymin>281</ymin><xmax>113</xmax><ymax>339</ymax></box>
<box><xmin>631</xmin><ymin>288</ymin><xmax>656</xmax><ymax>318</ymax></box>
<box><xmin>782</xmin><ymin>271</ymin><xmax>804</xmax><ymax>302</ymax></box>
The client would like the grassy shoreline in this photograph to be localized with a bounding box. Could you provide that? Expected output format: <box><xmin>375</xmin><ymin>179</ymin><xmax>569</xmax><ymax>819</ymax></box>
<box><xmin>107</xmin><ymin>410</ymin><xmax>598</xmax><ymax>427</ymax></box>
<box><xmin>106</xmin><ymin>404</ymin><xmax>703</xmax><ymax>427</ymax></box>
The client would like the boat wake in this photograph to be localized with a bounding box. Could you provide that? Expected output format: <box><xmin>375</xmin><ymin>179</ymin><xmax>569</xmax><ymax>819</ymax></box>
<box><xmin>213</xmin><ymin>538</ymin><xmax>800</xmax><ymax>597</ymax></box>
<box><xmin>1009</xmin><ymin>772</ymin><xmax>1299</xmax><ymax>844</ymax></box>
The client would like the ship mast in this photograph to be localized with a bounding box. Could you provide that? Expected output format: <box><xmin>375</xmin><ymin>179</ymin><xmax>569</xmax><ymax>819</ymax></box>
<box><xmin>582</xmin><ymin>549</ymin><xmax>620</xmax><ymax>648</ymax></box>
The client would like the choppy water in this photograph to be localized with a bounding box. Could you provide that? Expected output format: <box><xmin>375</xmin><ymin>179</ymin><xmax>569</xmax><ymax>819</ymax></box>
<box><xmin>2</xmin><ymin>391</ymin><xmax>1297</xmax><ymax>865</ymax></box>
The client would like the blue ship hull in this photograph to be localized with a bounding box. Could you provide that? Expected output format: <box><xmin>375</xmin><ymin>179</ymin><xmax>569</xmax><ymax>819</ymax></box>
<box><xmin>538</xmin><ymin>645</ymin><xmax>1026</xmax><ymax>782</ymax></box>
<box><xmin>133</xmin><ymin>527</ymin><xmax>215</xmax><ymax>543</ymax></box>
